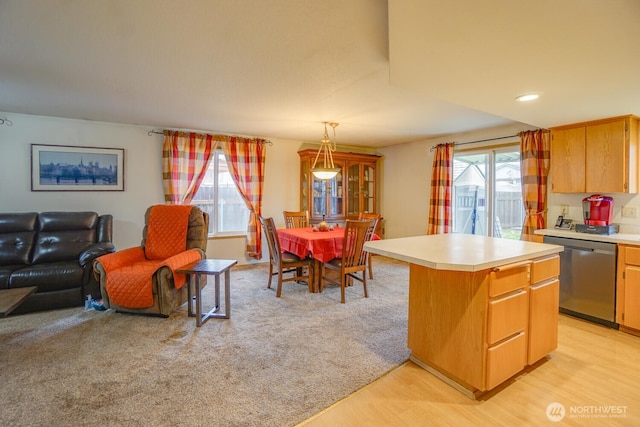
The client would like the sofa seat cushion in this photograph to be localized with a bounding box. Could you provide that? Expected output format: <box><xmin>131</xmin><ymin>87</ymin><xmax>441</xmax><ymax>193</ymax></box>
<box><xmin>0</xmin><ymin>265</ymin><xmax>25</xmax><ymax>289</ymax></box>
<box><xmin>9</xmin><ymin>262</ymin><xmax>84</xmax><ymax>292</ymax></box>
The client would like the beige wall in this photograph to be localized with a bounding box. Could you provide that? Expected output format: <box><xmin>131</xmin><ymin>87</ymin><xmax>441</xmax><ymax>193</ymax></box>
<box><xmin>378</xmin><ymin>121</ymin><xmax>640</xmax><ymax>238</ymax></box>
<box><xmin>5</xmin><ymin>111</ymin><xmax>639</xmax><ymax>265</ymax></box>
<box><xmin>377</xmin><ymin>122</ymin><xmax>537</xmax><ymax>238</ymax></box>
<box><xmin>0</xmin><ymin>112</ymin><xmax>304</xmax><ymax>264</ymax></box>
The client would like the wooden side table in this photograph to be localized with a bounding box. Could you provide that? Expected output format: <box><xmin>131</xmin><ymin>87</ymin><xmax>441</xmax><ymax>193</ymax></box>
<box><xmin>177</xmin><ymin>259</ymin><xmax>237</xmax><ymax>326</ymax></box>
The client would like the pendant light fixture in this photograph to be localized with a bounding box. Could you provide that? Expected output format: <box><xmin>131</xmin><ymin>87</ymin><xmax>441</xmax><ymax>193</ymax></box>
<box><xmin>311</xmin><ymin>122</ymin><xmax>340</xmax><ymax>180</ymax></box>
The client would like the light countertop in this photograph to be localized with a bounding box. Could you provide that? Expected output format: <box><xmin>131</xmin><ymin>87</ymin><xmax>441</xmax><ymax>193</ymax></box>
<box><xmin>364</xmin><ymin>234</ymin><xmax>562</xmax><ymax>272</ymax></box>
<box><xmin>534</xmin><ymin>228</ymin><xmax>640</xmax><ymax>245</ymax></box>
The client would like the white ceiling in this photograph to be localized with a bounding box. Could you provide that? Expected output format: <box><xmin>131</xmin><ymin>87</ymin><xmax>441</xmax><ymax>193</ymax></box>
<box><xmin>1</xmin><ymin>0</ymin><xmax>639</xmax><ymax>148</ymax></box>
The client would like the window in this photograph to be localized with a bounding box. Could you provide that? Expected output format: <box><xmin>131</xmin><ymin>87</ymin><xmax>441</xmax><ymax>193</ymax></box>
<box><xmin>192</xmin><ymin>151</ymin><xmax>249</xmax><ymax>236</ymax></box>
<box><xmin>452</xmin><ymin>146</ymin><xmax>523</xmax><ymax>240</ymax></box>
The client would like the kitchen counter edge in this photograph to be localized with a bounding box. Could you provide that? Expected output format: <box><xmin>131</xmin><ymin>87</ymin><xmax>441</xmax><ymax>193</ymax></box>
<box><xmin>534</xmin><ymin>228</ymin><xmax>640</xmax><ymax>245</ymax></box>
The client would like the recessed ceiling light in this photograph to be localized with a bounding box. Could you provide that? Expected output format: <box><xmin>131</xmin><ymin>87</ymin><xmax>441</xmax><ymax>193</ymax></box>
<box><xmin>515</xmin><ymin>93</ymin><xmax>540</xmax><ymax>102</ymax></box>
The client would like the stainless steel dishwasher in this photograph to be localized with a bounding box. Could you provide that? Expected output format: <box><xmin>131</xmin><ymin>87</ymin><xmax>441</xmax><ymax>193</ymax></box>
<box><xmin>543</xmin><ymin>235</ymin><xmax>618</xmax><ymax>328</ymax></box>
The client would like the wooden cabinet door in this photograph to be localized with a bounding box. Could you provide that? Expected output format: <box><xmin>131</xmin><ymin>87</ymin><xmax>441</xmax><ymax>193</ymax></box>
<box><xmin>528</xmin><ymin>279</ymin><xmax>559</xmax><ymax>364</ymax></box>
<box><xmin>623</xmin><ymin>266</ymin><xmax>640</xmax><ymax>330</ymax></box>
<box><xmin>586</xmin><ymin>120</ymin><xmax>628</xmax><ymax>193</ymax></box>
<box><xmin>486</xmin><ymin>332</ymin><xmax>527</xmax><ymax>390</ymax></box>
<box><xmin>550</xmin><ymin>126</ymin><xmax>585</xmax><ymax>192</ymax></box>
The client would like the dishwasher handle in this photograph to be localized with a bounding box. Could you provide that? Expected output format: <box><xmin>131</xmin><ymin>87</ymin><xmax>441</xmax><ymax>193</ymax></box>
<box><xmin>563</xmin><ymin>245</ymin><xmax>615</xmax><ymax>256</ymax></box>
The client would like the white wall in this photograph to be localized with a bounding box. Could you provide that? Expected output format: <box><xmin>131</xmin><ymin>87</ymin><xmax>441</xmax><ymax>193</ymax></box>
<box><xmin>0</xmin><ymin>112</ymin><xmax>304</xmax><ymax>265</ymax></box>
<box><xmin>377</xmin><ymin>122</ymin><xmax>538</xmax><ymax>238</ymax></box>
<box><xmin>378</xmin><ymin>121</ymin><xmax>640</xmax><ymax>238</ymax></box>
<box><xmin>7</xmin><ymin>112</ymin><xmax>637</xmax><ymax>260</ymax></box>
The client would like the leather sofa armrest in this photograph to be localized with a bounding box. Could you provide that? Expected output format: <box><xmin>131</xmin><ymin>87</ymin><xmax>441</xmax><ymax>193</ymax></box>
<box><xmin>79</xmin><ymin>243</ymin><xmax>116</xmax><ymax>268</ymax></box>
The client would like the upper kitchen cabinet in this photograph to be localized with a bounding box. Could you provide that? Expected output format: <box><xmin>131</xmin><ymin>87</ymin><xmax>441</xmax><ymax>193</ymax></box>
<box><xmin>550</xmin><ymin>115</ymin><xmax>639</xmax><ymax>193</ymax></box>
<box><xmin>299</xmin><ymin>149</ymin><xmax>381</xmax><ymax>224</ymax></box>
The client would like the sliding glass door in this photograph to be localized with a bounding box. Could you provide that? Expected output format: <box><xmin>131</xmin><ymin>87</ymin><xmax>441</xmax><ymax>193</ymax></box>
<box><xmin>452</xmin><ymin>146</ymin><xmax>523</xmax><ymax>239</ymax></box>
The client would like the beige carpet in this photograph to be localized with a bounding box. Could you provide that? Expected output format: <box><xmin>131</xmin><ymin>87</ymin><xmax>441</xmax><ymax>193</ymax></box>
<box><xmin>0</xmin><ymin>257</ymin><xmax>410</xmax><ymax>427</ymax></box>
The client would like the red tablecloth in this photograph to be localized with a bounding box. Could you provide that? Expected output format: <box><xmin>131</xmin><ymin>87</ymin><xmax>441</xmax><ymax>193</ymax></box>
<box><xmin>277</xmin><ymin>227</ymin><xmax>380</xmax><ymax>263</ymax></box>
<box><xmin>278</xmin><ymin>228</ymin><xmax>344</xmax><ymax>263</ymax></box>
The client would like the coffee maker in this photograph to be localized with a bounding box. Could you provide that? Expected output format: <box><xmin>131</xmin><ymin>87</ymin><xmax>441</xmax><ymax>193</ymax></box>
<box><xmin>575</xmin><ymin>194</ymin><xmax>619</xmax><ymax>234</ymax></box>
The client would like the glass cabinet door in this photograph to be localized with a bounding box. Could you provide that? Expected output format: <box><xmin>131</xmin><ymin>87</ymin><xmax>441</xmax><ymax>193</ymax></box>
<box><xmin>347</xmin><ymin>164</ymin><xmax>360</xmax><ymax>215</ymax></box>
<box><xmin>362</xmin><ymin>164</ymin><xmax>375</xmax><ymax>213</ymax></box>
<box><xmin>311</xmin><ymin>165</ymin><xmax>344</xmax><ymax>219</ymax></box>
<box><xmin>347</xmin><ymin>163</ymin><xmax>375</xmax><ymax>216</ymax></box>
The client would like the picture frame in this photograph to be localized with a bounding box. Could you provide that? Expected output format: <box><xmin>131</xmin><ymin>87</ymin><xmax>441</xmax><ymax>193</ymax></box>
<box><xmin>31</xmin><ymin>144</ymin><xmax>125</xmax><ymax>191</ymax></box>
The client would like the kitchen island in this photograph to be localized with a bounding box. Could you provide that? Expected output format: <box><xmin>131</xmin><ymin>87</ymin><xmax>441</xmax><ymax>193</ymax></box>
<box><xmin>364</xmin><ymin>234</ymin><xmax>563</xmax><ymax>398</ymax></box>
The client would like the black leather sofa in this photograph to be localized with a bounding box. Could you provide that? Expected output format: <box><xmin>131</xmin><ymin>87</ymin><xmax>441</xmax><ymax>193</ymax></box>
<box><xmin>0</xmin><ymin>211</ymin><xmax>115</xmax><ymax>314</ymax></box>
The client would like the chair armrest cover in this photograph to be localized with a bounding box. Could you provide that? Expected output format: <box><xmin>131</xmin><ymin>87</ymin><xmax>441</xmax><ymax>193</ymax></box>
<box><xmin>159</xmin><ymin>248</ymin><xmax>205</xmax><ymax>289</ymax></box>
<box><xmin>79</xmin><ymin>243</ymin><xmax>116</xmax><ymax>267</ymax></box>
<box><xmin>93</xmin><ymin>247</ymin><xmax>146</xmax><ymax>271</ymax></box>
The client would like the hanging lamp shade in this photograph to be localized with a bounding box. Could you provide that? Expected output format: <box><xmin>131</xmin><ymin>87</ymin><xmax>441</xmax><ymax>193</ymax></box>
<box><xmin>311</xmin><ymin>122</ymin><xmax>340</xmax><ymax>180</ymax></box>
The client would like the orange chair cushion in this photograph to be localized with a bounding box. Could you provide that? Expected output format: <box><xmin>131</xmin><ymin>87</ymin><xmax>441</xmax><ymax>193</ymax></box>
<box><xmin>99</xmin><ymin>247</ymin><xmax>203</xmax><ymax>309</ymax></box>
<box><xmin>145</xmin><ymin>205</ymin><xmax>193</xmax><ymax>260</ymax></box>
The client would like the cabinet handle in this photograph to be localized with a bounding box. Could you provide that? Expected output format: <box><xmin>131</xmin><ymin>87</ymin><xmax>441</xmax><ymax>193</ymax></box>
<box><xmin>530</xmin><ymin>278</ymin><xmax>558</xmax><ymax>290</ymax></box>
<box><xmin>492</xmin><ymin>260</ymin><xmax>532</xmax><ymax>272</ymax></box>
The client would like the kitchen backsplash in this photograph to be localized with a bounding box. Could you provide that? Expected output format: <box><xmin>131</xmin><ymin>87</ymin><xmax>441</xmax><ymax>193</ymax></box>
<box><xmin>547</xmin><ymin>192</ymin><xmax>640</xmax><ymax>234</ymax></box>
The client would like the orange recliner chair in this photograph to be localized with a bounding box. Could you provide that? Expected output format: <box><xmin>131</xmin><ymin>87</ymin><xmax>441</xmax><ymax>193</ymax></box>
<box><xmin>94</xmin><ymin>205</ymin><xmax>209</xmax><ymax>317</ymax></box>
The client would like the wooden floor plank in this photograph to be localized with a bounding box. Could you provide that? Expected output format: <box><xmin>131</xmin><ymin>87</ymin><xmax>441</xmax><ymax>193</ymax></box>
<box><xmin>300</xmin><ymin>315</ymin><xmax>640</xmax><ymax>426</ymax></box>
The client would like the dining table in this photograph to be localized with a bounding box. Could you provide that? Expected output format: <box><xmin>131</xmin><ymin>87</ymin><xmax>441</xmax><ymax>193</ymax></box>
<box><xmin>277</xmin><ymin>225</ymin><xmax>380</xmax><ymax>293</ymax></box>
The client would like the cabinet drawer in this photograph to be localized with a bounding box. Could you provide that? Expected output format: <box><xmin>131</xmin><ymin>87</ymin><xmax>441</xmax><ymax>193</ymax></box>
<box><xmin>489</xmin><ymin>262</ymin><xmax>530</xmax><ymax>297</ymax></box>
<box><xmin>625</xmin><ymin>246</ymin><xmax>640</xmax><ymax>267</ymax></box>
<box><xmin>487</xmin><ymin>289</ymin><xmax>529</xmax><ymax>345</ymax></box>
<box><xmin>531</xmin><ymin>255</ymin><xmax>559</xmax><ymax>284</ymax></box>
<box><xmin>486</xmin><ymin>332</ymin><xmax>527</xmax><ymax>391</ymax></box>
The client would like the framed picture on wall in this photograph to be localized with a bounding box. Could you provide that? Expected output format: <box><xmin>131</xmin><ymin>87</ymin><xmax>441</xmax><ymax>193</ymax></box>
<box><xmin>31</xmin><ymin>144</ymin><xmax>125</xmax><ymax>191</ymax></box>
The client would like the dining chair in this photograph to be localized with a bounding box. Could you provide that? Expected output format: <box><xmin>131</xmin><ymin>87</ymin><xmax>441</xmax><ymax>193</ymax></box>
<box><xmin>258</xmin><ymin>215</ymin><xmax>313</xmax><ymax>297</ymax></box>
<box><xmin>358</xmin><ymin>212</ymin><xmax>381</xmax><ymax>279</ymax></box>
<box><xmin>283</xmin><ymin>210</ymin><xmax>310</xmax><ymax>229</ymax></box>
<box><xmin>319</xmin><ymin>219</ymin><xmax>377</xmax><ymax>303</ymax></box>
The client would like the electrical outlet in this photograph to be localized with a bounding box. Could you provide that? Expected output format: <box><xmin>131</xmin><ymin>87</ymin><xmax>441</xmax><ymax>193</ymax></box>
<box><xmin>622</xmin><ymin>207</ymin><xmax>637</xmax><ymax>218</ymax></box>
<box><xmin>560</xmin><ymin>205</ymin><xmax>569</xmax><ymax>215</ymax></box>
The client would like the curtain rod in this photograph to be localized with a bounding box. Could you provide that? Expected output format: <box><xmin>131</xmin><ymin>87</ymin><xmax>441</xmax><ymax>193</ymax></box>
<box><xmin>148</xmin><ymin>129</ymin><xmax>272</xmax><ymax>145</ymax></box>
<box><xmin>429</xmin><ymin>134</ymin><xmax>519</xmax><ymax>152</ymax></box>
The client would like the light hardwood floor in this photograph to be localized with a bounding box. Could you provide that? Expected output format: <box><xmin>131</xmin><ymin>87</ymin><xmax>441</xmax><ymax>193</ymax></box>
<box><xmin>299</xmin><ymin>315</ymin><xmax>640</xmax><ymax>426</ymax></box>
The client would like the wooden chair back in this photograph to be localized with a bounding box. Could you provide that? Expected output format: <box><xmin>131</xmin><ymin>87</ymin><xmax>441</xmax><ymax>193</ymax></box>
<box><xmin>259</xmin><ymin>215</ymin><xmax>282</xmax><ymax>265</ymax></box>
<box><xmin>319</xmin><ymin>219</ymin><xmax>377</xmax><ymax>303</ymax></box>
<box><xmin>258</xmin><ymin>215</ymin><xmax>312</xmax><ymax>296</ymax></box>
<box><xmin>283</xmin><ymin>210</ymin><xmax>309</xmax><ymax>228</ymax></box>
<box><xmin>342</xmin><ymin>219</ymin><xmax>377</xmax><ymax>271</ymax></box>
<box><xmin>357</xmin><ymin>212</ymin><xmax>380</xmax><ymax>222</ymax></box>
<box><xmin>357</xmin><ymin>212</ymin><xmax>381</xmax><ymax>279</ymax></box>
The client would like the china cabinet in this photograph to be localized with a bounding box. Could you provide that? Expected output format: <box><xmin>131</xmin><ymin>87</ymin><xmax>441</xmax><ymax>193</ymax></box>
<box><xmin>298</xmin><ymin>149</ymin><xmax>381</xmax><ymax>225</ymax></box>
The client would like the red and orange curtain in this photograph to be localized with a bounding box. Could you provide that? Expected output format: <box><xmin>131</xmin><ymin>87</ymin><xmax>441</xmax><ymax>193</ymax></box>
<box><xmin>161</xmin><ymin>130</ymin><xmax>267</xmax><ymax>259</ymax></box>
<box><xmin>519</xmin><ymin>130</ymin><xmax>550</xmax><ymax>242</ymax></box>
<box><xmin>221</xmin><ymin>137</ymin><xmax>267</xmax><ymax>259</ymax></box>
<box><xmin>427</xmin><ymin>142</ymin><xmax>454</xmax><ymax>235</ymax></box>
<box><xmin>162</xmin><ymin>131</ymin><xmax>216</xmax><ymax>204</ymax></box>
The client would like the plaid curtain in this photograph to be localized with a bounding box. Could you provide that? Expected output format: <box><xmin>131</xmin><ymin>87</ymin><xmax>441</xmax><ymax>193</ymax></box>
<box><xmin>427</xmin><ymin>142</ymin><xmax>454</xmax><ymax>235</ymax></box>
<box><xmin>519</xmin><ymin>130</ymin><xmax>550</xmax><ymax>242</ymax></box>
<box><xmin>162</xmin><ymin>131</ymin><xmax>216</xmax><ymax>204</ymax></box>
<box><xmin>222</xmin><ymin>137</ymin><xmax>267</xmax><ymax>259</ymax></box>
